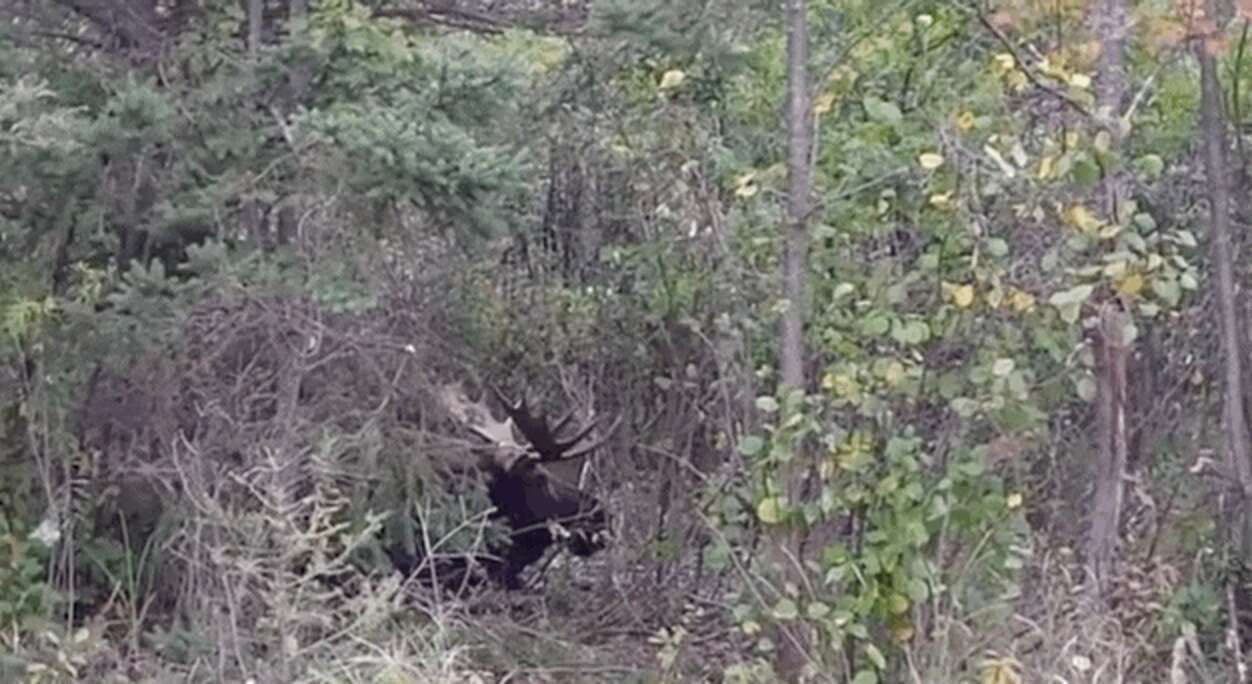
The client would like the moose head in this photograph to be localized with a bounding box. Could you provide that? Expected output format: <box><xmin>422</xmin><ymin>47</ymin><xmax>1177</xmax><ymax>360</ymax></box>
<box><xmin>438</xmin><ymin>383</ymin><xmax>617</xmax><ymax>589</ymax></box>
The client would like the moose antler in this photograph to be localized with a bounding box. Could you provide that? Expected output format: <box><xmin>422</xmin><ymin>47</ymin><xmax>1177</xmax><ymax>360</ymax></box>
<box><xmin>439</xmin><ymin>383</ymin><xmax>522</xmax><ymax>451</ymax></box>
<box><xmin>490</xmin><ymin>385</ymin><xmax>620</xmax><ymax>462</ymax></box>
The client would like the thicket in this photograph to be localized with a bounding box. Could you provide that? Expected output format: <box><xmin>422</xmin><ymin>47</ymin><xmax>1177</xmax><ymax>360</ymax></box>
<box><xmin>0</xmin><ymin>1</ymin><xmax>1248</xmax><ymax>682</ymax></box>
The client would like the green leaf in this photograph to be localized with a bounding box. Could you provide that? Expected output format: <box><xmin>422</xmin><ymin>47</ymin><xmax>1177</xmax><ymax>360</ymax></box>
<box><xmin>755</xmin><ymin>396</ymin><xmax>779</xmax><ymax>413</ymax></box>
<box><xmin>1152</xmin><ymin>277</ymin><xmax>1181</xmax><ymax>306</ymax></box>
<box><xmin>756</xmin><ymin>497</ymin><xmax>784</xmax><ymax>524</ymax></box>
<box><xmin>806</xmin><ymin>601</ymin><xmax>831</xmax><ymax>620</ymax></box>
<box><xmin>864</xmin><ymin>642</ymin><xmax>887</xmax><ymax>669</ymax></box>
<box><xmin>1048</xmin><ymin>284</ymin><xmax>1094</xmax><ymax>307</ymax></box>
<box><xmin>1070</xmin><ymin>157</ymin><xmax>1100</xmax><ymax>187</ymax></box>
<box><xmin>1048</xmin><ymin>284</ymin><xmax>1094</xmax><ymax>323</ymax></box>
<box><xmin>862</xmin><ymin>96</ymin><xmax>902</xmax><ymax>125</ymax></box>
<box><xmin>861</xmin><ymin>314</ymin><xmax>891</xmax><ymax>336</ymax></box>
<box><xmin>992</xmin><ymin>358</ymin><xmax>1015</xmax><ymax>377</ymax></box>
<box><xmin>772</xmin><ymin>598</ymin><xmax>799</xmax><ymax>621</ymax></box>
<box><xmin>891</xmin><ymin>320</ymin><xmax>930</xmax><ymax>345</ymax></box>
<box><xmin>1172</xmin><ymin>230</ymin><xmax>1198</xmax><ymax>248</ymax></box>
<box><xmin>951</xmin><ymin>397</ymin><xmax>978</xmax><ymax>417</ymax></box>
<box><xmin>851</xmin><ymin>671</ymin><xmax>879</xmax><ymax>684</ymax></box>
<box><xmin>739</xmin><ymin>435</ymin><xmax>765</xmax><ymax>457</ymax></box>
<box><xmin>1132</xmin><ymin>213</ymin><xmax>1157</xmax><ymax>232</ymax></box>
<box><xmin>1134</xmin><ymin>153</ymin><xmax>1164</xmax><ymax>179</ymax></box>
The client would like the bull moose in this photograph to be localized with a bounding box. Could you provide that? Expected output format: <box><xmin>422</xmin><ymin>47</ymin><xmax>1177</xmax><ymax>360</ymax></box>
<box><xmin>387</xmin><ymin>384</ymin><xmax>617</xmax><ymax>590</ymax></box>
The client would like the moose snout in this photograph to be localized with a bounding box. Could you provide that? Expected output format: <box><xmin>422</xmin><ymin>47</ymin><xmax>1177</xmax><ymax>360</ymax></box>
<box><xmin>565</xmin><ymin>509</ymin><xmax>611</xmax><ymax>557</ymax></box>
<box><xmin>567</xmin><ymin>529</ymin><xmax>608</xmax><ymax>557</ymax></box>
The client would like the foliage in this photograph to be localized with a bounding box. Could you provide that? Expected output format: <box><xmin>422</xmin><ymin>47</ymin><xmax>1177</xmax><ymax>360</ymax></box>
<box><xmin>0</xmin><ymin>516</ymin><xmax>58</xmax><ymax>635</ymax></box>
<box><xmin>0</xmin><ymin>0</ymin><xmax>1248</xmax><ymax>680</ymax></box>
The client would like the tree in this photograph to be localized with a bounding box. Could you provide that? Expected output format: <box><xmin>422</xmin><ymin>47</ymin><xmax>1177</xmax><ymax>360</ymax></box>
<box><xmin>771</xmin><ymin>0</ymin><xmax>814</xmax><ymax>678</ymax></box>
<box><xmin>1198</xmin><ymin>0</ymin><xmax>1252</xmax><ymax>634</ymax></box>
<box><xmin>1085</xmin><ymin>0</ymin><xmax>1131</xmax><ymax>600</ymax></box>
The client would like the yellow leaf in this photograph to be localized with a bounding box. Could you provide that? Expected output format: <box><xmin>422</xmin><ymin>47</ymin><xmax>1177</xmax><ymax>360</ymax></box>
<box><xmin>1006</xmin><ymin>493</ymin><xmax>1023</xmax><ymax>509</ymax></box>
<box><xmin>955</xmin><ymin>110</ymin><xmax>976</xmax><ymax>131</ymax></box>
<box><xmin>980</xmin><ymin>658</ymin><xmax>1022</xmax><ymax>684</ymax></box>
<box><xmin>929</xmin><ymin>192</ymin><xmax>952</xmax><ymax>208</ymax></box>
<box><xmin>1065</xmin><ymin>205</ymin><xmax>1103</xmax><ymax>233</ymax></box>
<box><xmin>814</xmin><ymin>92</ymin><xmax>836</xmax><ymax>115</ymax></box>
<box><xmin>1069</xmin><ymin>72</ymin><xmax>1092</xmax><ymax>89</ymax></box>
<box><xmin>1006</xmin><ymin>70</ymin><xmax>1028</xmax><ymax>92</ymax></box>
<box><xmin>826</xmin><ymin>372</ymin><xmax>860</xmax><ymax>401</ymax></box>
<box><xmin>993</xmin><ymin>53</ymin><xmax>1016</xmax><ymax>72</ymax></box>
<box><xmin>946</xmin><ymin>283</ymin><xmax>976</xmax><ymax>308</ymax></box>
<box><xmin>659</xmin><ymin>69</ymin><xmax>686</xmax><ymax>90</ymax></box>
<box><xmin>890</xmin><ymin>621</ymin><xmax>915</xmax><ymax>643</ymax></box>
<box><xmin>918</xmin><ymin>152</ymin><xmax>945</xmax><ymax>170</ymax></box>
<box><xmin>1115</xmin><ymin>272</ymin><xmax>1145</xmax><ymax>297</ymax></box>
<box><xmin>733</xmin><ymin>172</ymin><xmax>758</xmax><ymax>198</ymax></box>
<box><xmin>1037</xmin><ymin>154</ymin><xmax>1055</xmax><ymax>179</ymax></box>
<box><xmin>1007</xmin><ymin>289</ymin><xmax>1036</xmax><ymax>313</ymax></box>
<box><xmin>1038</xmin><ymin>56</ymin><xmax>1065</xmax><ymax>79</ymax></box>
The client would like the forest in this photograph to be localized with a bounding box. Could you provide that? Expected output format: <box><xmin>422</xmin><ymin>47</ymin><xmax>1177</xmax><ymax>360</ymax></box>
<box><xmin>0</xmin><ymin>0</ymin><xmax>1249</xmax><ymax>682</ymax></box>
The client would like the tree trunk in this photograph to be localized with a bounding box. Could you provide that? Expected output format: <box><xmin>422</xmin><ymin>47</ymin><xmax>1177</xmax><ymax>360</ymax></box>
<box><xmin>779</xmin><ymin>0</ymin><xmax>811</xmax><ymax>391</ymax></box>
<box><xmin>772</xmin><ymin>0</ymin><xmax>813</xmax><ymax>678</ymax></box>
<box><xmin>1084</xmin><ymin>0</ymin><xmax>1130</xmax><ymax>600</ymax></box>
<box><xmin>1198</xmin><ymin>6</ymin><xmax>1252</xmax><ymax>556</ymax></box>
<box><xmin>245</xmin><ymin>0</ymin><xmax>262</xmax><ymax>56</ymax></box>
<box><xmin>277</xmin><ymin>0</ymin><xmax>311</xmax><ymax>247</ymax></box>
<box><xmin>1087</xmin><ymin>302</ymin><xmax>1129</xmax><ymax>594</ymax></box>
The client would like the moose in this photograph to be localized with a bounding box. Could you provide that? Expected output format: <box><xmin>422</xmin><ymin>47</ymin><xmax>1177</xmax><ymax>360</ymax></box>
<box><xmin>388</xmin><ymin>383</ymin><xmax>616</xmax><ymax>590</ymax></box>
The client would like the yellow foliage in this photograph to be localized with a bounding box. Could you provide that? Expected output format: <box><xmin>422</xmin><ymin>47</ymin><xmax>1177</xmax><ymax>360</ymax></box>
<box><xmin>1007</xmin><ymin>289</ymin><xmax>1036</xmax><ymax>313</ymax></box>
<box><xmin>980</xmin><ymin>657</ymin><xmax>1022</xmax><ymax>684</ymax></box>
<box><xmin>733</xmin><ymin>172</ymin><xmax>757</xmax><ymax>198</ymax></box>
<box><xmin>814</xmin><ymin>92</ymin><xmax>836</xmax><ymax>116</ymax></box>
<box><xmin>658</xmin><ymin>69</ymin><xmax>686</xmax><ymax>90</ymax></box>
<box><xmin>944</xmin><ymin>282</ymin><xmax>976</xmax><ymax>308</ymax></box>
<box><xmin>1065</xmin><ymin>204</ymin><xmax>1103</xmax><ymax>233</ymax></box>
<box><xmin>1114</xmin><ymin>272</ymin><xmax>1145</xmax><ymax>297</ymax></box>
<box><xmin>1037</xmin><ymin>154</ymin><xmax>1055</xmax><ymax>179</ymax></box>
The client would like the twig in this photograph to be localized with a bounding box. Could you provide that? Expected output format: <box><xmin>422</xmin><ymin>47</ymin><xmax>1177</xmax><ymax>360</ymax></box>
<box><xmin>1228</xmin><ymin>578</ymin><xmax>1248</xmax><ymax>683</ymax></box>
<box><xmin>969</xmin><ymin>6</ymin><xmax>1093</xmax><ymax>119</ymax></box>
